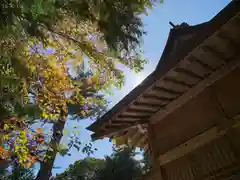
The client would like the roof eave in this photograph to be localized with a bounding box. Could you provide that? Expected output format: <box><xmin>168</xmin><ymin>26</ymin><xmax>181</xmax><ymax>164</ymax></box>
<box><xmin>87</xmin><ymin>0</ymin><xmax>240</xmax><ymax>138</ymax></box>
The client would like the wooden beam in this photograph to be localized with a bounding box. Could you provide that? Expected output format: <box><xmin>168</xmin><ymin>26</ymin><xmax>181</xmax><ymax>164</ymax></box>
<box><xmin>133</xmin><ymin>101</ymin><xmax>164</xmax><ymax>109</ymax></box>
<box><xmin>189</xmin><ymin>55</ymin><xmax>216</xmax><ymax>71</ymax></box>
<box><xmin>151</xmin><ymin>55</ymin><xmax>240</xmax><ymax>124</ymax></box>
<box><xmin>217</xmin><ymin>31</ymin><xmax>240</xmax><ymax>50</ymax></box>
<box><xmin>163</xmin><ymin>76</ymin><xmax>194</xmax><ymax>88</ymax></box>
<box><xmin>126</xmin><ymin>107</ymin><xmax>157</xmax><ymax>114</ymax></box>
<box><xmin>114</xmin><ymin>118</ymin><xmax>149</xmax><ymax>124</ymax></box>
<box><xmin>131</xmin><ymin>131</ymin><xmax>142</xmax><ymax>147</ymax></box>
<box><xmin>148</xmin><ymin>88</ymin><xmax>179</xmax><ymax>99</ymax></box>
<box><xmin>95</xmin><ymin>55</ymin><xmax>239</xmax><ymax>142</ymax></box>
<box><xmin>174</xmin><ymin>67</ymin><xmax>204</xmax><ymax>80</ymax></box>
<box><xmin>153</xmin><ymin>86</ymin><xmax>184</xmax><ymax>96</ymax></box>
<box><xmin>148</xmin><ymin>124</ymin><xmax>166</xmax><ymax>180</ymax></box>
<box><xmin>122</xmin><ymin>110</ymin><xmax>153</xmax><ymax>117</ymax></box>
<box><xmin>107</xmin><ymin>119</ymin><xmax>148</xmax><ymax>127</ymax></box>
<box><xmin>202</xmin><ymin>45</ymin><xmax>227</xmax><ymax>61</ymax></box>
<box><xmin>129</xmin><ymin>103</ymin><xmax>159</xmax><ymax>112</ymax></box>
<box><xmin>125</xmin><ymin>128</ymin><xmax>138</xmax><ymax>139</ymax></box>
<box><xmin>111</xmin><ymin>120</ymin><xmax>137</xmax><ymax>124</ymax></box>
<box><xmin>118</xmin><ymin>114</ymin><xmax>149</xmax><ymax>119</ymax></box>
<box><xmin>157</xmin><ymin>114</ymin><xmax>240</xmax><ymax>165</ymax></box>
<box><xmin>142</xmin><ymin>94</ymin><xmax>174</xmax><ymax>103</ymax></box>
<box><xmin>91</xmin><ymin>122</ymin><xmax>147</xmax><ymax>140</ymax></box>
<box><xmin>158</xmin><ymin>127</ymin><xmax>226</xmax><ymax>165</ymax></box>
<box><xmin>136</xmin><ymin>135</ymin><xmax>147</xmax><ymax>148</ymax></box>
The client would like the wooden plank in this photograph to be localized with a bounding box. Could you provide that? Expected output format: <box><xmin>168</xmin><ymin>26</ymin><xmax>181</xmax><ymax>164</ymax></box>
<box><xmin>146</xmin><ymin>89</ymin><xmax>178</xmax><ymax>100</ymax></box>
<box><xmin>166</xmin><ymin>68</ymin><xmax>201</xmax><ymax>85</ymax></box>
<box><xmin>148</xmin><ymin>124</ymin><xmax>160</xmax><ymax>163</ymax></box>
<box><xmin>151</xmin><ymin>54</ymin><xmax>240</xmax><ymax>124</ymax></box>
<box><xmin>121</xmin><ymin>111</ymin><xmax>152</xmax><ymax>117</ymax></box>
<box><xmin>217</xmin><ymin>30</ymin><xmax>240</xmax><ymax>49</ymax></box>
<box><xmin>202</xmin><ymin>45</ymin><xmax>228</xmax><ymax>61</ymax></box>
<box><xmin>133</xmin><ymin>101</ymin><xmax>164</xmax><ymax>109</ymax></box>
<box><xmin>210</xmin><ymin>32</ymin><xmax>237</xmax><ymax>59</ymax></box>
<box><xmin>118</xmin><ymin>114</ymin><xmax>149</xmax><ymax>119</ymax></box>
<box><xmin>177</xmin><ymin>56</ymin><xmax>213</xmax><ymax>78</ymax></box>
<box><xmin>137</xmin><ymin>135</ymin><xmax>147</xmax><ymax>148</ymax></box>
<box><xmin>163</xmin><ymin>76</ymin><xmax>193</xmax><ymax>88</ymax></box>
<box><xmin>221</xmin><ymin>14</ymin><xmax>240</xmax><ymax>43</ymax></box>
<box><xmin>124</xmin><ymin>125</ymin><xmax>147</xmax><ymax>147</ymax></box>
<box><xmin>189</xmin><ymin>55</ymin><xmax>216</xmax><ymax>71</ymax></box>
<box><xmin>193</xmin><ymin>48</ymin><xmax>225</xmax><ymax>69</ymax></box>
<box><xmin>158</xmin><ymin>127</ymin><xmax>226</xmax><ymax>165</ymax></box>
<box><xmin>129</xmin><ymin>103</ymin><xmax>159</xmax><ymax>112</ymax></box>
<box><xmin>158</xmin><ymin>114</ymin><xmax>240</xmax><ymax>166</ymax></box>
<box><xmin>111</xmin><ymin>120</ymin><xmax>138</xmax><ymax>124</ymax></box>
<box><xmin>156</xmin><ymin>78</ymin><xmax>191</xmax><ymax>92</ymax></box>
<box><xmin>137</xmin><ymin>98</ymin><xmax>168</xmax><ymax>106</ymax></box>
<box><xmin>126</xmin><ymin>107</ymin><xmax>157</xmax><ymax>114</ymax></box>
<box><xmin>131</xmin><ymin>131</ymin><xmax>143</xmax><ymax>147</ymax></box>
<box><xmin>175</xmin><ymin>67</ymin><xmax>204</xmax><ymax>80</ymax></box>
<box><xmin>148</xmin><ymin>124</ymin><xmax>167</xmax><ymax>180</ymax></box>
<box><xmin>142</xmin><ymin>93</ymin><xmax>174</xmax><ymax>102</ymax></box>
<box><xmin>113</xmin><ymin>119</ymin><xmax>148</xmax><ymax>125</ymax></box>
<box><xmin>91</xmin><ymin>123</ymin><xmax>145</xmax><ymax>140</ymax></box>
<box><xmin>153</xmin><ymin>86</ymin><xmax>184</xmax><ymax>96</ymax></box>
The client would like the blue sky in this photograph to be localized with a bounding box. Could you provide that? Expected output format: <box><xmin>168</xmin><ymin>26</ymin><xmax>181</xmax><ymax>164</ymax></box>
<box><xmin>51</xmin><ymin>0</ymin><xmax>231</xmax><ymax>175</ymax></box>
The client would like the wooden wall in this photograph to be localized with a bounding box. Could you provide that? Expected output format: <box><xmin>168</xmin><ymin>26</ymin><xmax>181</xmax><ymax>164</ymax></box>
<box><xmin>152</xmin><ymin>68</ymin><xmax>240</xmax><ymax>155</ymax></box>
<box><xmin>162</xmin><ymin>136</ymin><xmax>240</xmax><ymax>180</ymax></box>
<box><xmin>147</xmin><ymin>67</ymin><xmax>240</xmax><ymax>179</ymax></box>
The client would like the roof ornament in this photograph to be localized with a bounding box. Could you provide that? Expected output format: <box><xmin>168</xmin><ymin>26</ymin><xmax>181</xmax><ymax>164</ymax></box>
<box><xmin>169</xmin><ymin>21</ymin><xmax>190</xmax><ymax>29</ymax></box>
<box><xmin>169</xmin><ymin>21</ymin><xmax>176</xmax><ymax>28</ymax></box>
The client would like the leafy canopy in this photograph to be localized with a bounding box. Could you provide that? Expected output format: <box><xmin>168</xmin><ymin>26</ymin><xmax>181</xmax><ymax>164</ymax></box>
<box><xmin>55</xmin><ymin>148</ymin><xmax>149</xmax><ymax>180</ymax></box>
<box><xmin>0</xmin><ymin>0</ymin><xmax>162</xmax><ymax>173</ymax></box>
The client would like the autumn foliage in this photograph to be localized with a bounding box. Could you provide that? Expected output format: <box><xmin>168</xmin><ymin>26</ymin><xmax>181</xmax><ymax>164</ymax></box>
<box><xmin>0</xmin><ymin>0</ymin><xmax>161</xmax><ymax>179</ymax></box>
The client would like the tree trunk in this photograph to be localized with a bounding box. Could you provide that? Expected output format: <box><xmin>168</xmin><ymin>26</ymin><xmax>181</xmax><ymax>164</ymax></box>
<box><xmin>35</xmin><ymin>111</ymin><xmax>66</xmax><ymax>180</ymax></box>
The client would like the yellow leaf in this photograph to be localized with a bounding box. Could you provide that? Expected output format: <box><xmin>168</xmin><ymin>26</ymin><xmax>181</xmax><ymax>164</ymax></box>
<box><xmin>36</xmin><ymin>128</ymin><xmax>42</xmax><ymax>133</ymax></box>
<box><xmin>63</xmin><ymin>129</ymin><xmax>68</xmax><ymax>135</ymax></box>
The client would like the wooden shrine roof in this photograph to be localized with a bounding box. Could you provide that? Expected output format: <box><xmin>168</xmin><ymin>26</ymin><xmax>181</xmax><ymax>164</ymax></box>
<box><xmin>87</xmin><ymin>0</ymin><xmax>240</xmax><ymax>150</ymax></box>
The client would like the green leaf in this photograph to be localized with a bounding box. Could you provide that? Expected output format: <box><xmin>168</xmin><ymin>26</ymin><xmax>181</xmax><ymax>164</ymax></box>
<box><xmin>63</xmin><ymin>129</ymin><xmax>69</xmax><ymax>135</ymax></box>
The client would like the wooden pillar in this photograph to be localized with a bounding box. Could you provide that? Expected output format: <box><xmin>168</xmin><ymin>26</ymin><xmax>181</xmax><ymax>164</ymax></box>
<box><xmin>147</xmin><ymin>123</ymin><xmax>166</xmax><ymax>180</ymax></box>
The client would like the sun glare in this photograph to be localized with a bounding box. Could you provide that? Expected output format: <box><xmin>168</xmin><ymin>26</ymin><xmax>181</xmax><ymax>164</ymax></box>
<box><xmin>132</xmin><ymin>72</ymin><xmax>146</xmax><ymax>88</ymax></box>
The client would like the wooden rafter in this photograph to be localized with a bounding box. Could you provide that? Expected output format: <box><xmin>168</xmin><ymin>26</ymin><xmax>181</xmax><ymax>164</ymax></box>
<box><xmin>151</xmin><ymin>54</ymin><xmax>240</xmax><ymax>124</ymax></box>
<box><xmin>87</xmin><ymin>2</ymin><xmax>240</xmax><ymax>149</ymax></box>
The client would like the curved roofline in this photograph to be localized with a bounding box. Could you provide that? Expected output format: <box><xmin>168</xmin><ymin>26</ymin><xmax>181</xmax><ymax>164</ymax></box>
<box><xmin>87</xmin><ymin>0</ymin><xmax>240</xmax><ymax>134</ymax></box>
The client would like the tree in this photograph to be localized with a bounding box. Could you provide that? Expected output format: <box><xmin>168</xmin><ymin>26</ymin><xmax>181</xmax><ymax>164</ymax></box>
<box><xmin>55</xmin><ymin>148</ymin><xmax>147</xmax><ymax>180</ymax></box>
<box><xmin>141</xmin><ymin>151</ymin><xmax>150</xmax><ymax>175</ymax></box>
<box><xmin>55</xmin><ymin>158</ymin><xmax>105</xmax><ymax>180</ymax></box>
<box><xmin>0</xmin><ymin>0</ymin><xmax>162</xmax><ymax>179</ymax></box>
<box><xmin>96</xmin><ymin>148</ymin><xmax>144</xmax><ymax>180</ymax></box>
<box><xmin>0</xmin><ymin>165</ymin><xmax>35</xmax><ymax>180</ymax></box>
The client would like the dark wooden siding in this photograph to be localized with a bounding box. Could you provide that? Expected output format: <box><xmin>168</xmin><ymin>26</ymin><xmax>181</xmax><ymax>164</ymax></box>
<box><xmin>162</xmin><ymin>136</ymin><xmax>240</xmax><ymax>180</ymax></box>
